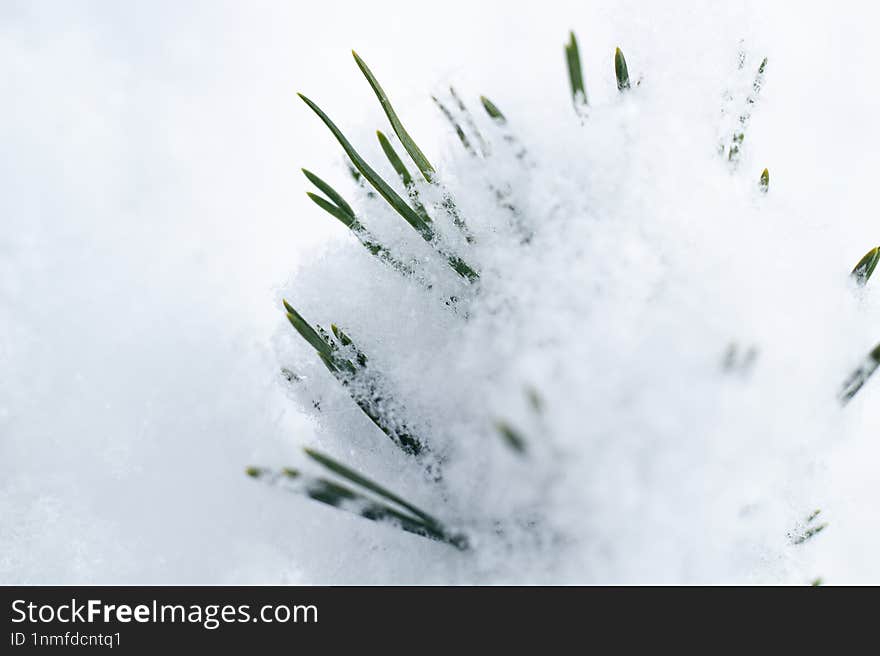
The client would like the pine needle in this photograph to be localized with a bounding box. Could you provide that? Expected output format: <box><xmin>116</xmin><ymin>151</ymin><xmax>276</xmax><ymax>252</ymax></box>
<box><xmin>565</xmin><ymin>31</ymin><xmax>587</xmax><ymax>109</ymax></box>
<box><xmin>352</xmin><ymin>50</ymin><xmax>435</xmax><ymax>182</ymax></box>
<box><xmin>480</xmin><ymin>95</ymin><xmax>506</xmax><ymax>124</ymax></box>
<box><xmin>302</xmin><ymin>168</ymin><xmax>355</xmax><ymax>217</ymax></box>
<box><xmin>851</xmin><ymin>247</ymin><xmax>879</xmax><ymax>286</ymax></box>
<box><xmin>298</xmin><ymin>93</ymin><xmax>478</xmax><ymax>281</ymax></box>
<box><xmin>376</xmin><ymin>130</ymin><xmax>415</xmax><ymax>187</ymax></box>
<box><xmin>246</xmin><ymin>466</ymin><xmax>467</xmax><ymax>549</ymax></box>
<box><xmin>839</xmin><ymin>342</ymin><xmax>880</xmax><ymax>404</ymax></box>
<box><xmin>788</xmin><ymin>510</ymin><xmax>828</xmax><ymax>545</ymax></box>
<box><xmin>283</xmin><ymin>300</ymin><xmax>338</xmax><ymax>366</ymax></box>
<box><xmin>298</xmin><ymin>93</ymin><xmax>434</xmax><ymax>241</ymax></box>
<box><xmin>302</xmin><ymin>170</ymin><xmax>415</xmax><ymax>277</ymax></box>
<box><xmin>727</xmin><ymin>56</ymin><xmax>767</xmax><ymax>164</ymax></box>
<box><xmin>282</xmin><ymin>300</ymin><xmax>423</xmax><ymax>454</ymax></box>
<box><xmin>304</xmin><ymin>448</ymin><xmax>442</xmax><ymax>527</ymax></box>
<box><xmin>496</xmin><ymin>421</ymin><xmax>527</xmax><ymax>454</ymax></box>
<box><xmin>615</xmin><ymin>47</ymin><xmax>631</xmax><ymax>91</ymax></box>
<box><xmin>432</xmin><ymin>94</ymin><xmax>476</xmax><ymax>156</ymax></box>
<box><xmin>449</xmin><ymin>87</ymin><xmax>489</xmax><ymax>156</ymax></box>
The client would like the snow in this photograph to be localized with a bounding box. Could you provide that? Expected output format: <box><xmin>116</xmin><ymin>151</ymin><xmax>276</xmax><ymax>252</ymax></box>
<box><xmin>2</xmin><ymin>0</ymin><xmax>880</xmax><ymax>583</ymax></box>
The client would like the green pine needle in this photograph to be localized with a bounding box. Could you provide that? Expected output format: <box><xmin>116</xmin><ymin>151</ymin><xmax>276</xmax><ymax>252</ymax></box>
<box><xmin>376</xmin><ymin>130</ymin><xmax>415</xmax><ymax>187</ymax></box>
<box><xmin>449</xmin><ymin>87</ymin><xmax>489</xmax><ymax>156</ymax></box>
<box><xmin>525</xmin><ymin>387</ymin><xmax>544</xmax><ymax>414</ymax></box>
<box><xmin>283</xmin><ymin>300</ymin><xmax>336</xmax><ymax>364</ymax></box>
<box><xmin>615</xmin><ymin>47</ymin><xmax>631</xmax><ymax>91</ymax></box>
<box><xmin>790</xmin><ymin>524</ymin><xmax>827</xmax><ymax>545</ymax></box>
<box><xmin>565</xmin><ymin>31</ymin><xmax>587</xmax><ymax>108</ymax></box>
<box><xmin>301</xmin><ymin>179</ymin><xmax>414</xmax><ymax>278</ymax></box>
<box><xmin>447</xmin><ymin>255</ymin><xmax>479</xmax><ymax>282</ymax></box>
<box><xmin>352</xmin><ymin>50</ymin><xmax>435</xmax><ymax>182</ymax></box>
<box><xmin>282</xmin><ymin>301</ymin><xmax>422</xmax><ymax>454</ymax></box>
<box><xmin>304</xmin><ymin>448</ymin><xmax>442</xmax><ymax>527</ymax></box>
<box><xmin>839</xmin><ymin>342</ymin><xmax>880</xmax><ymax>404</ymax></box>
<box><xmin>754</xmin><ymin>57</ymin><xmax>768</xmax><ymax>93</ymax></box>
<box><xmin>302</xmin><ymin>168</ymin><xmax>355</xmax><ymax>217</ymax></box>
<box><xmin>330</xmin><ymin>323</ymin><xmax>352</xmax><ymax>347</ymax></box>
<box><xmin>298</xmin><ymin>93</ymin><xmax>477</xmax><ymax>281</ymax></box>
<box><xmin>851</xmin><ymin>246</ymin><xmax>880</xmax><ymax>286</ymax></box>
<box><xmin>298</xmin><ymin>92</ymin><xmax>434</xmax><ymax>241</ymax></box>
<box><xmin>759</xmin><ymin>168</ymin><xmax>769</xmax><ymax>193</ymax></box>
<box><xmin>727</xmin><ymin>56</ymin><xmax>768</xmax><ymax>164</ymax></box>
<box><xmin>376</xmin><ymin>130</ymin><xmax>434</xmax><ymax>226</ymax></box>
<box><xmin>246</xmin><ymin>466</ymin><xmax>467</xmax><ymax>549</ymax></box>
<box><xmin>433</xmin><ymin>94</ymin><xmax>476</xmax><ymax>156</ymax></box>
<box><xmin>330</xmin><ymin>324</ymin><xmax>367</xmax><ymax>367</ymax></box>
<box><xmin>496</xmin><ymin>421</ymin><xmax>527</xmax><ymax>454</ymax></box>
<box><xmin>480</xmin><ymin>95</ymin><xmax>506</xmax><ymax>124</ymax></box>
<box><xmin>306</xmin><ymin>191</ymin><xmax>361</xmax><ymax>231</ymax></box>
<box><xmin>480</xmin><ymin>95</ymin><xmax>530</xmax><ymax>162</ymax></box>
<box><xmin>788</xmin><ymin>509</ymin><xmax>828</xmax><ymax>545</ymax></box>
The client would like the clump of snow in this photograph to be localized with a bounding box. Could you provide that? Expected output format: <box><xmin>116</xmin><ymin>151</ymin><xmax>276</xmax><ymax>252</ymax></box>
<box><xmin>3</xmin><ymin>1</ymin><xmax>880</xmax><ymax>583</ymax></box>
<box><xmin>275</xmin><ymin>6</ymin><xmax>880</xmax><ymax>583</ymax></box>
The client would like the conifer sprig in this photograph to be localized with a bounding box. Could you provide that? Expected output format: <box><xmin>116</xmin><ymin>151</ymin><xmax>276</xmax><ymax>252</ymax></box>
<box><xmin>259</xmin><ymin>32</ymin><xmax>879</xmax><ymax>560</ymax></box>
<box><xmin>297</xmin><ymin>92</ymin><xmax>478</xmax><ymax>282</ymax></box>
<box><xmin>246</xmin><ymin>462</ymin><xmax>467</xmax><ymax>549</ymax></box>
<box><xmin>433</xmin><ymin>93</ymin><xmax>477</xmax><ymax>156</ymax></box>
<box><xmin>302</xmin><ymin>169</ymin><xmax>415</xmax><ymax>276</ymax></box>
<box><xmin>725</xmin><ymin>56</ymin><xmax>768</xmax><ymax>165</ymax></box>
<box><xmin>788</xmin><ymin>509</ymin><xmax>828</xmax><ymax>545</ymax></box>
<box><xmin>283</xmin><ymin>299</ymin><xmax>423</xmax><ymax>455</ymax></box>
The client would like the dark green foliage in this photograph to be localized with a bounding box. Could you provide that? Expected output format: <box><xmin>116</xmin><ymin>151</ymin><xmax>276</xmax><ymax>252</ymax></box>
<box><xmin>298</xmin><ymin>92</ymin><xmax>477</xmax><ymax>281</ymax></box>
<box><xmin>480</xmin><ymin>95</ymin><xmax>531</xmax><ymax>162</ymax></box>
<box><xmin>376</xmin><ymin>131</ymin><xmax>433</xmax><ymax>225</ymax></box>
<box><xmin>496</xmin><ymin>421</ymin><xmax>527</xmax><ymax>454</ymax></box>
<box><xmin>433</xmin><ymin>94</ymin><xmax>477</xmax><ymax>156</ymax></box>
<box><xmin>263</xmin><ymin>32</ymin><xmax>877</xmax><ymax>558</ymax></box>
<box><xmin>565</xmin><ymin>31</ymin><xmax>587</xmax><ymax>109</ymax></box>
<box><xmin>839</xmin><ymin>342</ymin><xmax>880</xmax><ymax>404</ymax></box>
<box><xmin>788</xmin><ymin>509</ymin><xmax>828</xmax><ymax>545</ymax></box>
<box><xmin>760</xmin><ymin>168</ymin><xmax>769</xmax><ymax>193</ymax></box>
<box><xmin>284</xmin><ymin>300</ymin><xmax>339</xmax><ymax>367</ymax></box>
<box><xmin>449</xmin><ymin>87</ymin><xmax>489</xmax><ymax>156</ymax></box>
<box><xmin>302</xmin><ymin>169</ymin><xmax>414</xmax><ymax>277</ymax></box>
<box><xmin>431</xmin><ymin>88</ymin><xmax>489</xmax><ymax>157</ymax></box>
<box><xmin>725</xmin><ymin>56</ymin><xmax>768</xmax><ymax>165</ymax></box>
<box><xmin>283</xmin><ymin>300</ymin><xmax>423</xmax><ymax>454</ymax></box>
<box><xmin>851</xmin><ymin>247</ymin><xmax>879</xmax><ymax>286</ymax></box>
<box><xmin>298</xmin><ymin>93</ymin><xmax>434</xmax><ymax>240</ymax></box>
<box><xmin>615</xmin><ymin>47</ymin><xmax>631</xmax><ymax>91</ymax></box>
<box><xmin>480</xmin><ymin>95</ymin><xmax>506</xmax><ymax>124</ymax></box>
<box><xmin>246</xmin><ymin>464</ymin><xmax>467</xmax><ymax>549</ymax></box>
<box><xmin>376</xmin><ymin>130</ymin><xmax>415</xmax><ymax>187</ymax></box>
<box><xmin>352</xmin><ymin>50</ymin><xmax>436</xmax><ymax>181</ymax></box>
<box><xmin>303</xmin><ymin>168</ymin><xmax>355</xmax><ymax>217</ymax></box>
<box><xmin>304</xmin><ymin>448</ymin><xmax>441</xmax><ymax>526</ymax></box>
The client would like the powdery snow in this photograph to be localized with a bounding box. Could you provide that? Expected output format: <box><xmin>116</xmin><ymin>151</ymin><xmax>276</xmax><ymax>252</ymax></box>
<box><xmin>2</xmin><ymin>0</ymin><xmax>880</xmax><ymax>583</ymax></box>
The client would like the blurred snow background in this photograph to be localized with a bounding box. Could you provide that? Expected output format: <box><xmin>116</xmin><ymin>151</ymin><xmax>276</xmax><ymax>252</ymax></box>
<box><xmin>2</xmin><ymin>0</ymin><xmax>880</xmax><ymax>583</ymax></box>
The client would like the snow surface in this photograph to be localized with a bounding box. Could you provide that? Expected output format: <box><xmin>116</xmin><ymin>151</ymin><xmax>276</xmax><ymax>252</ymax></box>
<box><xmin>3</xmin><ymin>0</ymin><xmax>880</xmax><ymax>583</ymax></box>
